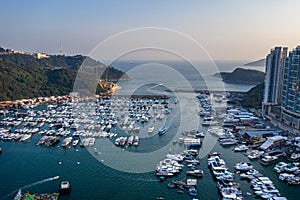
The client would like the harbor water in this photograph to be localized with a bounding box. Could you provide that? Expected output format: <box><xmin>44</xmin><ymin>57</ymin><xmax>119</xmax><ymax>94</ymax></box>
<box><xmin>0</xmin><ymin>61</ymin><xmax>298</xmax><ymax>200</ymax></box>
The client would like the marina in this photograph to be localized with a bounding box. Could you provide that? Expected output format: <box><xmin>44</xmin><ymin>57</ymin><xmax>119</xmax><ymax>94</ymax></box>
<box><xmin>0</xmin><ymin>89</ymin><xmax>299</xmax><ymax>199</ymax></box>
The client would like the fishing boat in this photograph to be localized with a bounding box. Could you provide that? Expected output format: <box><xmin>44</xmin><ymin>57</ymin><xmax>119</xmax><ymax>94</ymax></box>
<box><xmin>158</xmin><ymin>126</ymin><xmax>168</xmax><ymax>135</ymax></box>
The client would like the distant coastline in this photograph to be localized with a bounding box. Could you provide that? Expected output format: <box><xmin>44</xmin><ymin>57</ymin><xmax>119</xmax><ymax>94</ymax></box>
<box><xmin>243</xmin><ymin>58</ymin><xmax>266</xmax><ymax>66</ymax></box>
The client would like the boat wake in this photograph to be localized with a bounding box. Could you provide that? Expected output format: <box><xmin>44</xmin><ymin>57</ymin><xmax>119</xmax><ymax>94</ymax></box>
<box><xmin>2</xmin><ymin>176</ymin><xmax>59</xmax><ymax>200</ymax></box>
<box><xmin>135</xmin><ymin>178</ymin><xmax>160</xmax><ymax>182</ymax></box>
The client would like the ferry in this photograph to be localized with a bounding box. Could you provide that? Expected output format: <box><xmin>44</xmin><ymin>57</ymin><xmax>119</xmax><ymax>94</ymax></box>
<box><xmin>158</xmin><ymin>126</ymin><xmax>168</xmax><ymax>135</ymax></box>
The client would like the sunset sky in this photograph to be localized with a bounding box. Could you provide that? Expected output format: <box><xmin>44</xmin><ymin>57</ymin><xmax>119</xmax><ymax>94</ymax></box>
<box><xmin>1</xmin><ymin>0</ymin><xmax>300</xmax><ymax>61</ymax></box>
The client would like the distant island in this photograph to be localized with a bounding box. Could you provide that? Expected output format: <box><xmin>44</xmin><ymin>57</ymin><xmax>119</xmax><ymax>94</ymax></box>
<box><xmin>243</xmin><ymin>58</ymin><xmax>266</xmax><ymax>66</ymax></box>
<box><xmin>0</xmin><ymin>46</ymin><xmax>130</xmax><ymax>101</ymax></box>
<box><xmin>214</xmin><ymin>68</ymin><xmax>265</xmax><ymax>84</ymax></box>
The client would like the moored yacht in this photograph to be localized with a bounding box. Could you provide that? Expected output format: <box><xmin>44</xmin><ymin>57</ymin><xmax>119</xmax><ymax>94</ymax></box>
<box><xmin>61</xmin><ymin>137</ymin><xmax>72</xmax><ymax>147</ymax></box>
<box><xmin>158</xmin><ymin>126</ymin><xmax>168</xmax><ymax>135</ymax></box>
<box><xmin>219</xmin><ymin>138</ymin><xmax>238</xmax><ymax>146</ymax></box>
<box><xmin>233</xmin><ymin>144</ymin><xmax>248</xmax><ymax>152</ymax></box>
<box><xmin>234</xmin><ymin>162</ymin><xmax>253</xmax><ymax>172</ymax></box>
<box><xmin>19</xmin><ymin>134</ymin><xmax>32</xmax><ymax>142</ymax></box>
<box><xmin>259</xmin><ymin>156</ymin><xmax>279</xmax><ymax>165</ymax></box>
<box><xmin>133</xmin><ymin>136</ymin><xmax>139</xmax><ymax>146</ymax></box>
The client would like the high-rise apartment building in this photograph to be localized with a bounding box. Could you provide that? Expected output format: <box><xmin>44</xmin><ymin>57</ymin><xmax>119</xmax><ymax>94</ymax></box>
<box><xmin>262</xmin><ymin>47</ymin><xmax>287</xmax><ymax>115</ymax></box>
<box><xmin>281</xmin><ymin>46</ymin><xmax>300</xmax><ymax>129</ymax></box>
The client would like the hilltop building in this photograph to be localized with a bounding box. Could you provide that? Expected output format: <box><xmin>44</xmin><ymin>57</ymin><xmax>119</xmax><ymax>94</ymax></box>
<box><xmin>33</xmin><ymin>52</ymin><xmax>49</xmax><ymax>59</ymax></box>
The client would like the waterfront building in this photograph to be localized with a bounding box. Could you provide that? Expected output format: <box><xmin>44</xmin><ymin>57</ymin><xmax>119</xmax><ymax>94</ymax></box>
<box><xmin>281</xmin><ymin>46</ymin><xmax>300</xmax><ymax>131</ymax></box>
<box><xmin>262</xmin><ymin>47</ymin><xmax>287</xmax><ymax>116</ymax></box>
<box><xmin>259</xmin><ymin>135</ymin><xmax>287</xmax><ymax>151</ymax></box>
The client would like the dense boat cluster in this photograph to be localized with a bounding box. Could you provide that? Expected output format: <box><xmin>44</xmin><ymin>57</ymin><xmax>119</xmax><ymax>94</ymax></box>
<box><xmin>155</xmin><ymin>148</ymin><xmax>203</xmax><ymax>198</ymax></box>
<box><xmin>273</xmin><ymin>162</ymin><xmax>300</xmax><ymax>185</ymax></box>
<box><xmin>207</xmin><ymin>152</ymin><xmax>244</xmax><ymax>200</ymax></box>
<box><xmin>0</xmin><ymin>96</ymin><xmax>173</xmax><ymax>150</ymax></box>
<box><xmin>237</xmin><ymin>164</ymin><xmax>286</xmax><ymax>199</ymax></box>
<box><xmin>1</xmin><ymin>91</ymin><xmax>300</xmax><ymax>199</ymax></box>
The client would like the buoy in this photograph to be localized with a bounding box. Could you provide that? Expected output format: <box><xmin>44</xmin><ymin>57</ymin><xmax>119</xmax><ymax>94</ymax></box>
<box><xmin>77</xmin><ymin>161</ymin><xmax>80</xmax><ymax>165</ymax></box>
<box><xmin>59</xmin><ymin>161</ymin><xmax>62</xmax><ymax>165</ymax></box>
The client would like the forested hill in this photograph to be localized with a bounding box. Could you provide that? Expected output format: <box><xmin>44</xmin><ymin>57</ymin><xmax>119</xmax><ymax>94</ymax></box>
<box><xmin>214</xmin><ymin>68</ymin><xmax>265</xmax><ymax>84</ymax></box>
<box><xmin>242</xmin><ymin>83</ymin><xmax>264</xmax><ymax>109</ymax></box>
<box><xmin>0</xmin><ymin>53</ymin><xmax>130</xmax><ymax>101</ymax></box>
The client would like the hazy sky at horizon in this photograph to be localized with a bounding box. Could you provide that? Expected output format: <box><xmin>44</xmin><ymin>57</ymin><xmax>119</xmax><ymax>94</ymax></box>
<box><xmin>1</xmin><ymin>0</ymin><xmax>300</xmax><ymax>61</ymax></box>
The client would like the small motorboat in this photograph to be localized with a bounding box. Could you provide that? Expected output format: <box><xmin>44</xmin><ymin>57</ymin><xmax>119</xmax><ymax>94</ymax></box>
<box><xmin>59</xmin><ymin>180</ymin><xmax>71</xmax><ymax>195</ymax></box>
<box><xmin>52</xmin><ymin>176</ymin><xmax>60</xmax><ymax>180</ymax></box>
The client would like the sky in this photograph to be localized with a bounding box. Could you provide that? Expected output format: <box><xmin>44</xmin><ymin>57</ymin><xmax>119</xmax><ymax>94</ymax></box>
<box><xmin>1</xmin><ymin>0</ymin><xmax>300</xmax><ymax>61</ymax></box>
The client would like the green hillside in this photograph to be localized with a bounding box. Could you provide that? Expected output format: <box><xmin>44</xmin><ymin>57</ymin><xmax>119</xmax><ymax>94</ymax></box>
<box><xmin>0</xmin><ymin>53</ymin><xmax>129</xmax><ymax>101</ymax></box>
<box><xmin>242</xmin><ymin>83</ymin><xmax>264</xmax><ymax>109</ymax></box>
